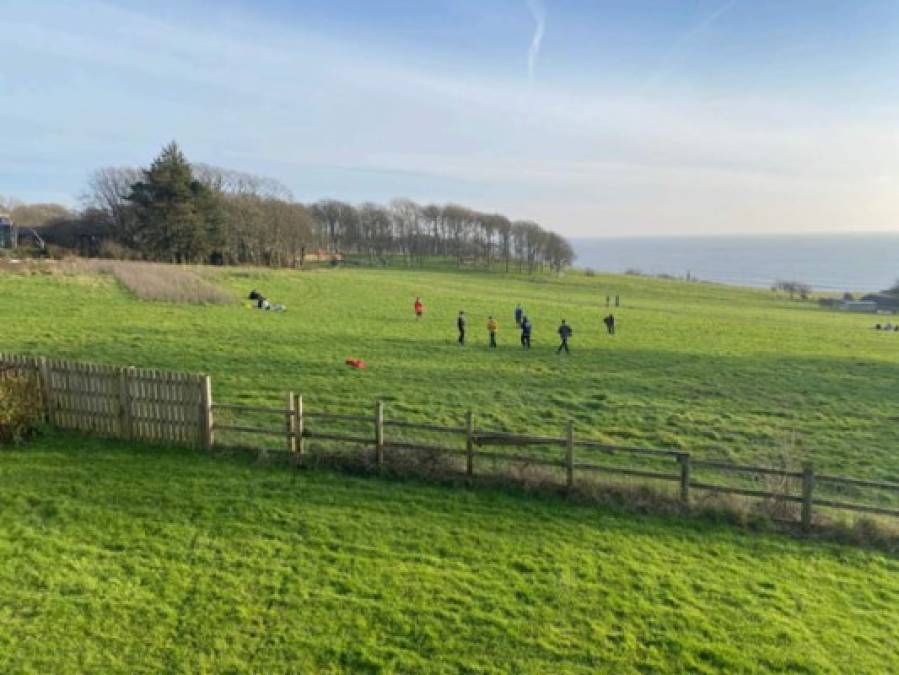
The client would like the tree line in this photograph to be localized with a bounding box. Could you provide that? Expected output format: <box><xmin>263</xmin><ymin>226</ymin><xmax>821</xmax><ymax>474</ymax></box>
<box><xmin>7</xmin><ymin>142</ymin><xmax>574</xmax><ymax>272</ymax></box>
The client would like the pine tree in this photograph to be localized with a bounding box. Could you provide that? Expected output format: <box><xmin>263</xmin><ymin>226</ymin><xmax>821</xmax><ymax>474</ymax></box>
<box><xmin>126</xmin><ymin>142</ymin><xmax>219</xmax><ymax>262</ymax></box>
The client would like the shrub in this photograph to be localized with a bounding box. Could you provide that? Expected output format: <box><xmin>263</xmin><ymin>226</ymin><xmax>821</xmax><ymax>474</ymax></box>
<box><xmin>99</xmin><ymin>240</ymin><xmax>142</xmax><ymax>261</ymax></box>
<box><xmin>0</xmin><ymin>370</ymin><xmax>44</xmax><ymax>444</ymax></box>
<box><xmin>584</xmin><ymin>268</ymin><xmax>595</xmax><ymax>277</ymax></box>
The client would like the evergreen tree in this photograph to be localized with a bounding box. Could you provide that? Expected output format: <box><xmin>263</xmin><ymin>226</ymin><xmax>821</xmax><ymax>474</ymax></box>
<box><xmin>126</xmin><ymin>142</ymin><xmax>219</xmax><ymax>262</ymax></box>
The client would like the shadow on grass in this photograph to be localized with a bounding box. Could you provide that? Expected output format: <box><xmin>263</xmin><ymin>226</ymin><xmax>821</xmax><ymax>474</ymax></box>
<box><xmin>12</xmin><ymin>430</ymin><xmax>896</xmax><ymax>556</ymax></box>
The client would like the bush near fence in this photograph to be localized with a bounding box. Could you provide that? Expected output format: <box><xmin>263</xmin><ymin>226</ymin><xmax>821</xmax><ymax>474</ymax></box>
<box><xmin>3</xmin><ymin>353</ymin><xmax>898</xmax><ymax>536</ymax></box>
<box><xmin>0</xmin><ymin>365</ymin><xmax>44</xmax><ymax>443</ymax></box>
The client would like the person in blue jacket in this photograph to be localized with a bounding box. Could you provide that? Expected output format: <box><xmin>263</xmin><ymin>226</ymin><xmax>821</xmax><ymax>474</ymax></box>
<box><xmin>520</xmin><ymin>316</ymin><xmax>532</xmax><ymax>349</ymax></box>
<box><xmin>514</xmin><ymin>304</ymin><xmax>524</xmax><ymax>327</ymax></box>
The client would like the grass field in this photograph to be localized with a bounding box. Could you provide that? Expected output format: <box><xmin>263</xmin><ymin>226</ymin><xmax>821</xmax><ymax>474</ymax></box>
<box><xmin>1</xmin><ymin>262</ymin><xmax>897</xmax><ymax>479</ymax></box>
<box><xmin>2</xmin><ymin>262</ymin><xmax>899</xmax><ymax>672</ymax></box>
<box><xmin>1</xmin><ymin>434</ymin><xmax>897</xmax><ymax>673</ymax></box>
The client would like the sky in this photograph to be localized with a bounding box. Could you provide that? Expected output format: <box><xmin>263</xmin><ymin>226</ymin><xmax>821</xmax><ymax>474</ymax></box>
<box><xmin>3</xmin><ymin>0</ymin><xmax>899</xmax><ymax>236</ymax></box>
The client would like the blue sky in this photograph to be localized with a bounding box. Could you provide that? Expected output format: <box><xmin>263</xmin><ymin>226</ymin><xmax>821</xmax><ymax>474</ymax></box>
<box><xmin>3</xmin><ymin>0</ymin><xmax>899</xmax><ymax>235</ymax></box>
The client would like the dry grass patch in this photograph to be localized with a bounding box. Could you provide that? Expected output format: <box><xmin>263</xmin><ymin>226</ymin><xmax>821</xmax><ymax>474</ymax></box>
<box><xmin>99</xmin><ymin>260</ymin><xmax>233</xmax><ymax>304</ymax></box>
<box><xmin>0</xmin><ymin>258</ymin><xmax>233</xmax><ymax>304</ymax></box>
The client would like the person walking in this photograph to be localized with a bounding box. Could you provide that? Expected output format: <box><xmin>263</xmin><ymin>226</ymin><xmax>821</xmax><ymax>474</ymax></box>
<box><xmin>514</xmin><ymin>304</ymin><xmax>524</xmax><ymax>327</ymax></box>
<box><xmin>457</xmin><ymin>311</ymin><xmax>466</xmax><ymax>346</ymax></box>
<box><xmin>414</xmin><ymin>296</ymin><xmax>424</xmax><ymax>320</ymax></box>
<box><xmin>486</xmin><ymin>316</ymin><xmax>498</xmax><ymax>349</ymax></box>
<box><xmin>557</xmin><ymin>319</ymin><xmax>572</xmax><ymax>354</ymax></box>
<box><xmin>520</xmin><ymin>315</ymin><xmax>532</xmax><ymax>349</ymax></box>
<box><xmin>603</xmin><ymin>313</ymin><xmax>615</xmax><ymax>335</ymax></box>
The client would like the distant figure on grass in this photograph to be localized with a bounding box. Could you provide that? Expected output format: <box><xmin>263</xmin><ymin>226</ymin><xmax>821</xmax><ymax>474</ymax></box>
<box><xmin>487</xmin><ymin>316</ymin><xmax>498</xmax><ymax>349</ymax></box>
<box><xmin>603</xmin><ymin>313</ymin><xmax>615</xmax><ymax>335</ymax></box>
<box><xmin>520</xmin><ymin>316</ymin><xmax>532</xmax><ymax>350</ymax></box>
<box><xmin>457</xmin><ymin>311</ymin><xmax>466</xmax><ymax>346</ymax></box>
<box><xmin>605</xmin><ymin>295</ymin><xmax>610</xmax><ymax>308</ymax></box>
<box><xmin>248</xmin><ymin>289</ymin><xmax>285</xmax><ymax>311</ymax></box>
<box><xmin>414</xmin><ymin>297</ymin><xmax>424</xmax><ymax>320</ymax></box>
<box><xmin>249</xmin><ymin>289</ymin><xmax>267</xmax><ymax>309</ymax></box>
<box><xmin>514</xmin><ymin>304</ymin><xmax>523</xmax><ymax>326</ymax></box>
<box><xmin>615</xmin><ymin>294</ymin><xmax>620</xmax><ymax>307</ymax></box>
<box><xmin>557</xmin><ymin>320</ymin><xmax>573</xmax><ymax>354</ymax></box>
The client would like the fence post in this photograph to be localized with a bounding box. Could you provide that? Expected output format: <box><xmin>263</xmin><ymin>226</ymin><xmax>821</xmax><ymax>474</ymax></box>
<box><xmin>801</xmin><ymin>462</ymin><xmax>815</xmax><ymax>531</ymax></box>
<box><xmin>287</xmin><ymin>392</ymin><xmax>297</xmax><ymax>455</ymax></box>
<box><xmin>678</xmin><ymin>453</ymin><xmax>690</xmax><ymax>505</ymax></box>
<box><xmin>199</xmin><ymin>375</ymin><xmax>213</xmax><ymax>451</ymax></box>
<box><xmin>118</xmin><ymin>367</ymin><xmax>133</xmax><ymax>441</ymax></box>
<box><xmin>297</xmin><ymin>394</ymin><xmax>305</xmax><ymax>458</ymax></box>
<box><xmin>466</xmin><ymin>411</ymin><xmax>475</xmax><ymax>478</ymax></box>
<box><xmin>565</xmin><ymin>422</ymin><xmax>575</xmax><ymax>491</ymax></box>
<box><xmin>38</xmin><ymin>356</ymin><xmax>52</xmax><ymax>424</ymax></box>
<box><xmin>375</xmin><ymin>400</ymin><xmax>384</xmax><ymax>469</ymax></box>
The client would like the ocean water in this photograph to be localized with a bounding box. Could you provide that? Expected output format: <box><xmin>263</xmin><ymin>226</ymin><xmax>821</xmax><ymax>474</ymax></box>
<box><xmin>572</xmin><ymin>233</ymin><xmax>899</xmax><ymax>293</ymax></box>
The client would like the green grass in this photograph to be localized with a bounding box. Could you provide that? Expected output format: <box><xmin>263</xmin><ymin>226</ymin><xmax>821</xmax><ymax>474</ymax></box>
<box><xmin>1</xmin><ymin>264</ymin><xmax>897</xmax><ymax>480</ymax></box>
<box><xmin>1</xmin><ymin>434</ymin><xmax>897</xmax><ymax>673</ymax></box>
<box><xmin>2</xmin><ymin>265</ymin><xmax>899</xmax><ymax>672</ymax></box>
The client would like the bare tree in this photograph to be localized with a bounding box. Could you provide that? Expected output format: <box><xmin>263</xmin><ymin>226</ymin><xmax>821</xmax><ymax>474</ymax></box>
<box><xmin>82</xmin><ymin>167</ymin><xmax>143</xmax><ymax>246</ymax></box>
<box><xmin>192</xmin><ymin>163</ymin><xmax>292</xmax><ymax>201</ymax></box>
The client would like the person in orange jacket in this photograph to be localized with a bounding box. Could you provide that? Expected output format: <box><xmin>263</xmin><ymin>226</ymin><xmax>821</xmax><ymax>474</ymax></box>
<box><xmin>486</xmin><ymin>316</ymin><xmax>498</xmax><ymax>349</ymax></box>
<box><xmin>414</xmin><ymin>297</ymin><xmax>423</xmax><ymax>319</ymax></box>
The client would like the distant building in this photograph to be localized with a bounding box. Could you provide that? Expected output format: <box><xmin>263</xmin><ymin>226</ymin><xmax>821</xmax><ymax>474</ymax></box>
<box><xmin>0</xmin><ymin>214</ymin><xmax>16</xmax><ymax>249</ymax></box>
<box><xmin>841</xmin><ymin>300</ymin><xmax>878</xmax><ymax>313</ymax></box>
<box><xmin>861</xmin><ymin>293</ymin><xmax>899</xmax><ymax>312</ymax></box>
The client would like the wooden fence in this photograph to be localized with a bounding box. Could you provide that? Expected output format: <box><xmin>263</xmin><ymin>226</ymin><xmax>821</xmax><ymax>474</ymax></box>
<box><xmin>214</xmin><ymin>396</ymin><xmax>899</xmax><ymax>529</ymax></box>
<box><xmin>0</xmin><ymin>354</ymin><xmax>212</xmax><ymax>449</ymax></box>
<box><xmin>3</xmin><ymin>353</ymin><xmax>898</xmax><ymax>529</ymax></box>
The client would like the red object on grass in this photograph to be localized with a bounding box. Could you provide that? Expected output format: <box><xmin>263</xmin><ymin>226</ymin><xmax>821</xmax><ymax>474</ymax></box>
<box><xmin>345</xmin><ymin>358</ymin><xmax>367</xmax><ymax>369</ymax></box>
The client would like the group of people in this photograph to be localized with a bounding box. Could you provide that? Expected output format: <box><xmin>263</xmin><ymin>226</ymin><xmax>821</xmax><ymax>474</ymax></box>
<box><xmin>415</xmin><ymin>298</ymin><xmax>613</xmax><ymax>354</ymax></box>
<box><xmin>874</xmin><ymin>322</ymin><xmax>898</xmax><ymax>332</ymax></box>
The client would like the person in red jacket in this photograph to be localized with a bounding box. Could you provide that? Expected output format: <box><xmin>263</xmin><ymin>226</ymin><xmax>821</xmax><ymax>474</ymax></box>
<box><xmin>414</xmin><ymin>297</ymin><xmax>424</xmax><ymax>319</ymax></box>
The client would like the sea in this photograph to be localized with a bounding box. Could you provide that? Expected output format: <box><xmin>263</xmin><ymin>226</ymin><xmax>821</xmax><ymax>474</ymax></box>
<box><xmin>571</xmin><ymin>233</ymin><xmax>899</xmax><ymax>293</ymax></box>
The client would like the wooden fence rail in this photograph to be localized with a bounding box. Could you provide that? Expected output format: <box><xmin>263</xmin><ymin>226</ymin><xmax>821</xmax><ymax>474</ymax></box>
<box><xmin>213</xmin><ymin>397</ymin><xmax>899</xmax><ymax>527</ymax></box>
<box><xmin>4</xmin><ymin>353</ymin><xmax>898</xmax><ymax>529</ymax></box>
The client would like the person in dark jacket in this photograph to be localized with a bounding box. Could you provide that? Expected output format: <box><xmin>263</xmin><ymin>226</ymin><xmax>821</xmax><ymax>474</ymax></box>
<box><xmin>520</xmin><ymin>316</ymin><xmax>532</xmax><ymax>349</ymax></box>
<box><xmin>557</xmin><ymin>320</ymin><xmax>572</xmax><ymax>354</ymax></box>
<box><xmin>603</xmin><ymin>313</ymin><xmax>615</xmax><ymax>335</ymax></box>
<box><xmin>457</xmin><ymin>311</ymin><xmax>466</xmax><ymax>346</ymax></box>
<box><xmin>514</xmin><ymin>304</ymin><xmax>523</xmax><ymax>326</ymax></box>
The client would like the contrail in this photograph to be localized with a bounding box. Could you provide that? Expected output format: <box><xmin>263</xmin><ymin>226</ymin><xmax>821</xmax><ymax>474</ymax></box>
<box><xmin>526</xmin><ymin>0</ymin><xmax>545</xmax><ymax>85</ymax></box>
<box><xmin>644</xmin><ymin>0</ymin><xmax>737</xmax><ymax>88</ymax></box>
